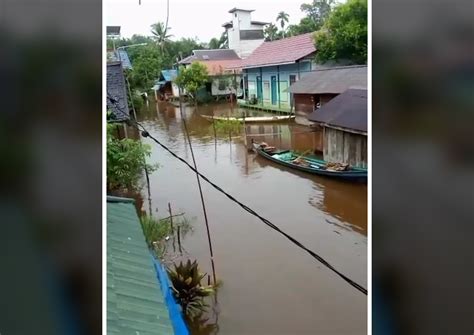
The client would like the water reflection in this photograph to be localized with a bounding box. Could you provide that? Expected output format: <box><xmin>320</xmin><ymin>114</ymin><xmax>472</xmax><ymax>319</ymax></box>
<box><xmin>138</xmin><ymin>101</ymin><xmax>367</xmax><ymax>335</ymax></box>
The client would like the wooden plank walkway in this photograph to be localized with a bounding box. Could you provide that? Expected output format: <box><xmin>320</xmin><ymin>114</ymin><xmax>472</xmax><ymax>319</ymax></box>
<box><xmin>237</xmin><ymin>100</ymin><xmax>293</xmax><ymax>114</ymax></box>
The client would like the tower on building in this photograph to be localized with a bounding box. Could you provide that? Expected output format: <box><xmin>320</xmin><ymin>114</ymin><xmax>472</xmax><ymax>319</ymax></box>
<box><xmin>222</xmin><ymin>8</ymin><xmax>268</xmax><ymax>58</ymax></box>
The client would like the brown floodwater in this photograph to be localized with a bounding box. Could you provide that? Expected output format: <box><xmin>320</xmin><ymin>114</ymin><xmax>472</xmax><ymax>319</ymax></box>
<box><xmin>138</xmin><ymin>101</ymin><xmax>367</xmax><ymax>335</ymax></box>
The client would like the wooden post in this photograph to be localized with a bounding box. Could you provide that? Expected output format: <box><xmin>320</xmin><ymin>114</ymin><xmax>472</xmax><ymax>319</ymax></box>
<box><xmin>277</xmin><ymin>66</ymin><xmax>281</xmax><ymax>112</ymax></box>
<box><xmin>168</xmin><ymin>202</ymin><xmax>174</xmax><ymax>234</ymax></box>
<box><xmin>243</xmin><ymin>111</ymin><xmax>248</xmax><ymax>150</ymax></box>
<box><xmin>168</xmin><ymin>202</ymin><xmax>176</xmax><ymax>253</ymax></box>
<box><xmin>177</xmin><ymin>225</ymin><xmax>182</xmax><ymax>254</ymax></box>
<box><xmin>122</xmin><ymin>122</ymin><xmax>128</xmax><ymax>138</ymax></box>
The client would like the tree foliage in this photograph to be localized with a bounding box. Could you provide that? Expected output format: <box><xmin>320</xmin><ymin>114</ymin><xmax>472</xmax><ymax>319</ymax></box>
<box><xmin>276</xmin><ymin>11</ymin><xmax>290</xmax><ymax>36</ymax></box>
<box><xmin>264</xmin><ymin>23</ymin><xmax>279</xmax><ymax>41</ymax></box>
<box><xmin>151</xmin><ymin>22</ymin><xmax>173</xmax><ymax>52</ymax></box>
<box><xmin>208</xmin><ymin>32</ymin><xmax>228</xmax><ymax>49</ymax></box>
<box><xmin>301</xmin><ymin>0</ymin><xmax>334</xmax><ymax>26</ymax></box>
<box><xmin>106</xmin><ymin>26</ymin><xmax>205</xmax><ymax>93</ymax></box>
<box><xmin>313</xmin><ymin>0</ymin><xmax>367</xmax><ymax>64</ymax></box>
<box><xmin>175</xmin><ymin>62</ymin><xmax>209</xmax><ymax>102</ymax></box>
<box><xmin>106</xmin><ymin>124</ymin><xmax>157</xmax><ymax>191</ymax></box>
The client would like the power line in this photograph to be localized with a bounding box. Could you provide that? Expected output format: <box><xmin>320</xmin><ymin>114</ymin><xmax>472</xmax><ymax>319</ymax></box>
<box><xmin>106</xmin><ymin>95</ymin><xmax>367</xmax><ymax>295</ymax></box>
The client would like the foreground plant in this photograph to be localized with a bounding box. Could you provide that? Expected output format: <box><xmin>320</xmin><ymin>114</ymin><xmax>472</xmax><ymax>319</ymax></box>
<box><xmin>140</xmin><ymin>214</ymin><xmax>193</xmax><ymax>257</ymax></box>
<box><xmin>167</xmin><ymin>260</ymin><xmax>215</xmax><ymax>316</ymax></box>
<box><xmin>107</xmin><ymin>124</ymin><xmax>158</xmax><ymax>191</ymax></box>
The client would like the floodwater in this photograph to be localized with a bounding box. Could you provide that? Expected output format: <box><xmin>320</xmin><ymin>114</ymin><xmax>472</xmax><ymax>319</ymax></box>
<box><xmin>138</xmin><ymin>101</ymin><xmax>367</xmax><ymax>335</ymax></box>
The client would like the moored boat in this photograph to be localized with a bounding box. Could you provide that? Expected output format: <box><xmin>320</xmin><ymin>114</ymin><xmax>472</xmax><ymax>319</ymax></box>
<box><xmin>201</xmin><ymin>114</ymin><xmax>295</xmax><ymax>123</ymax></box>
<box><xmin>252</xmin><ymin>142</ymin><xmax>367</xmax><ymax>182</ymax></box>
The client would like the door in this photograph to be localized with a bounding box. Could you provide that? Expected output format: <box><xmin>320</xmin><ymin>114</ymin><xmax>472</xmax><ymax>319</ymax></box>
<box><xmin>256</xmin><ymin>76</ymin><xmax>263</xmax><ymax>103</ymax></box>
<box><xmin>271</xmin><ymin>76</ymin><xmax>277</xmax><ymax>105</ymax></box>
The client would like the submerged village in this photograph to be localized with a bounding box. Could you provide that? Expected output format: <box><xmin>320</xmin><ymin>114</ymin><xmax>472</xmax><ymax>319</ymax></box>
<box><xmin>107</xmin><ymin>1</ymin><xmax>367</xmax><ymax>334</ymax></box>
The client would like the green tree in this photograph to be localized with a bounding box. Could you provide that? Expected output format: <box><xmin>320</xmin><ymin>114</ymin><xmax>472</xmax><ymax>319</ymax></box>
<box><xmin>151</xmin><ymin>22</ymin><xmax>173</xmax><ymax>52</ymax></box>
<box><xmin>264</xmin><ymin>23</ymin><xmax>279</xmax><ymax>41</ymax></box>
<box><xmin>125</xmin><ymin>46</ymin><xmax>165</xmax><ymax>91</ymax></box>
<box><xmin>314</xmin><ymin>0</ymin><xmax>367</xmax><ymax>64</ymax></box>
<box><xmin>208</xmin><ymin>32</ymin><xmax>228</xmax><ymax>49</ymax></box>
<box><xmin>106</xmin><ymin>124</ymin><xmax>157</xmax><ymax>191</ymax></box>
<box><xmin>276</xmin><ymin>11</ymin><xmax>290</xmax><ymax>38</ymax></box>
<box><xmin>175</xmin><ymin>62</ymin><xmax>209</xmax><ymax>105</ymax></box>
<box><xmin>287</xmin><ymin>17</ymin><xmax>319</xmax><ymax>36</ymax></box>
<box><xmin>301</xmin><ymin>0</ymin><xmax>334</xmax><ymax>26</ymax></box>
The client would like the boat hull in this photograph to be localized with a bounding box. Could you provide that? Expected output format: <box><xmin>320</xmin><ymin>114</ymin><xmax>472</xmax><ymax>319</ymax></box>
<box><xmin>253</xmin><ymin>144</ymin><xmax>367</xmax><ymax>182</ymax></box>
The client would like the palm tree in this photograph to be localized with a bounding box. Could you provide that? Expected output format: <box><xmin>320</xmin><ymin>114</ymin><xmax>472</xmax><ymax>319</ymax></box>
<box><xmin>264</xmin><ymin>23</ymin><xmax>278</xmax><ymax>41</ymax></box>
<box><xmin>151</xmin><ymin>22</ymin><xmax>173</xmax><ymax>52</ymax></box>
<box><xmin>276</xmin><ymin>11</ymin><xmax>290</xmax><ymax>38</ymax></box>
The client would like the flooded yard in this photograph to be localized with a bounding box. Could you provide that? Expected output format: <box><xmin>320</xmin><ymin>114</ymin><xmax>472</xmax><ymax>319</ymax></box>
<box><xmin>138</xmin><ymin>101</ymin><xmax>367</xmax><ymax>335</ymax></box>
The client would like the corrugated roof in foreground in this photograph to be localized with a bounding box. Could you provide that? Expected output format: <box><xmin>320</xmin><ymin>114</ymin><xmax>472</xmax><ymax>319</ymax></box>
<box><xmin>107</xmin><ymin>196</ymin><xmax>175</xmax><ymax>335</ymax></box>
<box><xmin>307</xmin><ymin>88</ymin><xmax>367</xmax><ymax>133</ymax></box>
<box><xmin>289</xmin><ymin>65</ymin><xmax>367</xmax><ymax>94</ymax></box>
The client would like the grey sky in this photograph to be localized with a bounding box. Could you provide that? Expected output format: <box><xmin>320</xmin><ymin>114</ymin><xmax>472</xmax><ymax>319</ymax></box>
<box><xmin>106</xmin><ymin>0</ymin><xmax>308</xmax><ymax>42</ymax></box>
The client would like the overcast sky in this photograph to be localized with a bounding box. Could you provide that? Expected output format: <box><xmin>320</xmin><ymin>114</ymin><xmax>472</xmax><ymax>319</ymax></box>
<box><xmin>106</xmin><ymin>0</ymin><xmax>308</xmax><ymax>42</ymax></box>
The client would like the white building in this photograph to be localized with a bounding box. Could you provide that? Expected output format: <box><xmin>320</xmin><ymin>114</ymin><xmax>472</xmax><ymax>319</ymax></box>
<box><xmin>222</xmin><ymin>8</ymin><xmax>268</xmax><ymax>59</ymax></box>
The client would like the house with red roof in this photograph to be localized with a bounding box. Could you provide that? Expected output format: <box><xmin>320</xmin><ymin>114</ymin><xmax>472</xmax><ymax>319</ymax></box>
<box><xmin>239</xmin><ymin>33</ymin><xmax>318</xmax><ymax>112</ymax></box>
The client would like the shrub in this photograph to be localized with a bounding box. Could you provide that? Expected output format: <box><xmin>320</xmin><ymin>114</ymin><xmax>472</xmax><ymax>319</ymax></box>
<box><xmin>107</xmin><ymin>124</ymin><xmax>157</xmax><ymax>191</ymax></box>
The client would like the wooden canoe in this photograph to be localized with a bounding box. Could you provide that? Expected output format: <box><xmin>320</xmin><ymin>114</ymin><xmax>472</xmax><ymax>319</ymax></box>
<box><xmin>253</xmin><ymin>143</ymin><xmax>367</xmax><ymax>182</ymax></box>
<box><xmin>201</xmin><ymin>114</ymin><xmax>295</xmax><ymax>123</ymax></box>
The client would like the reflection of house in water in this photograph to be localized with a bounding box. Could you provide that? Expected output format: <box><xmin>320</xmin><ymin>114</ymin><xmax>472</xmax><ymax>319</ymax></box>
<box><xmin>246</xmin><ymin>123</ymin><xmax>321</xmax><ymax>153</ymax></box>
<box><xmin>319</xmin><ymin>183</ymin><xmax>368</xmax><ymax>235</ymax></box>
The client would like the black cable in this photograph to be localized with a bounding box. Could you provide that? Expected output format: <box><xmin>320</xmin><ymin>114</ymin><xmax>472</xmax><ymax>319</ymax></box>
<box><xmin>106</xmin><ymin>95</ymin><xmax>368</xmax><ymax>295</ymax></box>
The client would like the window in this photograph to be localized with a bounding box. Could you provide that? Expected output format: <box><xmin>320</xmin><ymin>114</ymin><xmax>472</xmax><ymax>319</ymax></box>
<box><xmin>240</xmin><ymin>30</ymin><xmax>264</xmax><ymax>40</ymax></box>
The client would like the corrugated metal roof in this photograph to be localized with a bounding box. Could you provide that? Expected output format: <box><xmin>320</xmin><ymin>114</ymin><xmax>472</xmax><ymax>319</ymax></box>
<box><xmin>107</xmin><ymin>50</ymin><xmax>133</xmax><ymax>70</ymax></box>
<box><xmin>179</xmin><ymin>49</ymin><xmax>240</xmax><ymax>64</ymax></box>
<box><xmin>161</xmin><ymin>69</ymin><xmax>178</xmax><ymax>81</ymax></box>
<box><xmin>242</xmin><ymin>33</ymin><xmax>316</xmax><ymax>68</ymax></box>
<box><xmin>307</xmin><ymin>89</ymin><xmax>367</xmax><ymax>133</ymax></box>
<box><xmin>106</xmin><ymin>62</ymin><xmax>129</xmax><ymax>122</ymax></box>
<box><xmin>117</xmin><ymin>50</ymin><xmax>132</xmax><ymax>69</ymax></box>
<box><xmin>289</xmin><ymin>65</ymin><xmax>367</xmax><ymax>94</ymax></box>
<box><xmin>107</xmin><ymin>196</ymin><xmax>175</xmax><ymax>335</ymax></box>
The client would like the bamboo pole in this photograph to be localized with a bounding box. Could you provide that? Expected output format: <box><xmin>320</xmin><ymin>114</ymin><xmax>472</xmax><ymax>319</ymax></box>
<box><xmin>168</xmin><ymin>202</ymin><xmax>176</xmax><ymax>253</ymax></box>
<box><xmin>178</xmin><ymin>84</ymin><xmax>217</xmax><ymax>285</ymax></box>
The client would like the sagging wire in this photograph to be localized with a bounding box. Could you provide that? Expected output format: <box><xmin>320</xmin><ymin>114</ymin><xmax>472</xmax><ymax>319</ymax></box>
<box><xmin>106</xmin><ymin>95</ymin><xmax>367</xmax><ymax>295</ymax></box>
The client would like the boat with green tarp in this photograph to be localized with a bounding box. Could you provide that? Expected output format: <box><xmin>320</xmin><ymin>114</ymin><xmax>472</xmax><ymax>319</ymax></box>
<box><xmin>252</xmin><ymin>141</ymin><xmax>367</xmax><ymax>182</ymax></box>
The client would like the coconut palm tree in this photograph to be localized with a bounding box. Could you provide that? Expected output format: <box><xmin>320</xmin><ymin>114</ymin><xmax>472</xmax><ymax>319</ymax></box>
<box><xmin>264</xmin><ymin>23</ymin><xmax>279</xmax><ymax>41</ymax></box>
<box><xmin>151</xmin><ymin>22</ymin><xmax>173</xmax><ymax>52</ymax></box>
<box><xmin>276</xmin><ymin>11</ymin><xmax>290</xmax><ymax>38</ymax></box>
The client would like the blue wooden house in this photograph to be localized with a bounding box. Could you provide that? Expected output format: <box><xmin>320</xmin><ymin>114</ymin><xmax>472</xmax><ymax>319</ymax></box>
<box><xmin>239</xmin><ymin>33</ymin><xmax>318</xmax><ymax>113</ymax></box>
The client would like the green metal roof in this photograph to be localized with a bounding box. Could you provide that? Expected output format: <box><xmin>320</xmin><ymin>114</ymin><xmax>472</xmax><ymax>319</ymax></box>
<box><xmin>107</xmin><ymin>196</ymin><xmax>174</xmax><ymax>335</ymax></box>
